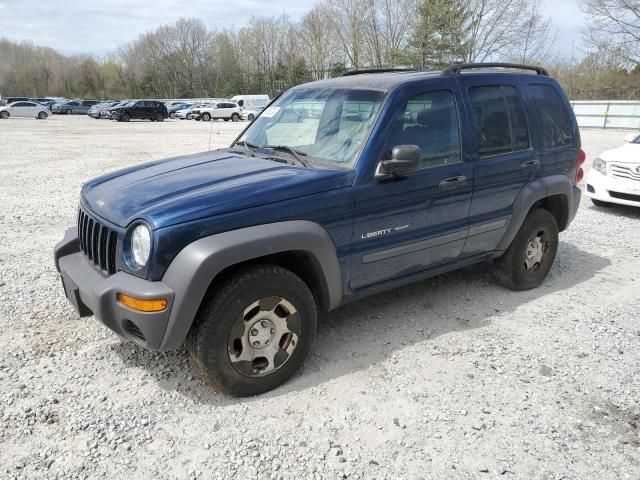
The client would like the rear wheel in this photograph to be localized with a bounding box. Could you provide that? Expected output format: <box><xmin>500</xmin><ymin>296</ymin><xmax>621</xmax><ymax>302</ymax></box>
<box><xmin>202</xmin><ymin>112</ymin><xmax>211</xmax><ymax>121</ymax></box>
<box><xmin>495</xmin><ymin>208</ymin><xmax>558</xmax><ymax>291</ymax></box>
<box><xmin>591</xmin><ymin>199</ymin><xmax>611</xmax><ymax>208</ymax></box>
<box><xmin>155</xmin><ymin>112</ymin><xmax>164</xmax><ymax>122</ymax></box>
<box><xmin>0</xmin><ymin>111</ymin><xmax>10</xmax><ymax>119</ymax></box>
<box><xmin>231</xmin><ymin>113</ymin><xmax>240</xmax><ymax>122</ymax></box>
<box><xmin>247</xmin><ymin>113</ymin><xmax>255</xmax><ymax>121</ymax></box>
<box><xmin>37</xmin><ymin>111</ymin><xmax>48</xmax><ymax>119</ymax></box>
<box><xmin>188</xmin><ymin>265</ymin><xmax>317</xmax><ymax>396</ymax></box>
<box><xmin>169</xmin><ymin>112</ymin><xmax>176</xmax><ymax>119</ymax></box>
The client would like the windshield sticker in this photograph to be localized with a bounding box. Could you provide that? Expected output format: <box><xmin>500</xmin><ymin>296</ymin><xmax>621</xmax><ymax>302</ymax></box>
<box><xmin>261</xmin><ymin>106</ymin><xmax>280</xmax><ymax>118</ymax></box>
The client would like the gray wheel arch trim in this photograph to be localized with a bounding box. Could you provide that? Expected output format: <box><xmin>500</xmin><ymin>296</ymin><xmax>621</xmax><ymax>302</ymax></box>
<box><xmin>497</xmin><ymin>174</ymin><xmax>577</xmax><ymax>252</ymax></box>
<box><xmin>159</xmin><ymin>220</ymin><xmax>342</xmax><ymax>350</ymax></box>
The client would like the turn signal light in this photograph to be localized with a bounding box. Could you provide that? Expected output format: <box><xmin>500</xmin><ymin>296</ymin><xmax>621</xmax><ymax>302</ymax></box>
<box><xmin>117</xmin><ymin>293</ymin><xmax>167</xmax><ymax>312</ymax></box>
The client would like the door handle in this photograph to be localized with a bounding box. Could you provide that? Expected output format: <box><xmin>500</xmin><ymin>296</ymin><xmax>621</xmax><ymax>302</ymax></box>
<box><xmin>439</xmin><ymin>175</ymin><xmax>467</xmax><ymax>191</ymax></box>
<box><xmin>520</xmin><ymin>159</ymin><xmax>540</xmax><ymax>170</ymax></box>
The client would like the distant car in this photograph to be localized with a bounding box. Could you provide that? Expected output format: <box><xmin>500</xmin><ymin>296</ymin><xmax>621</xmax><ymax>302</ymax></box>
<box><xmin>52</xmin><ymin>100</ymin><xmax>100</xmax><ymax>115</ymax></box>
<box><xmin>31</xmin><ymin>98</ymin><xmax>57</xmax><ymax>108</ymax></box>
<box><xmin>88</xmin><ymin>102</ymin><xmax>117</xmax><ymax>119</ymax></box>
<box><xmin>193</xmin><ymin>101</ymin><xmax>241</xmax><ymax>122</ymax></box>
<box><xmin>585</xmin><ymin>132</ymin><xmax>640</xmax><ymax>208</ymax></box>
<box><xmin>110</xmin><ymin>100</ymin><xmax>168</xmax><ymax>122</ymax></box>
<box><xmin>230</xmin><ymin>94</ymin><xmax>270</xmax><ymax>114</ymax></box>
<box><xmin>0</xmin><ymin>101</ymin><xmax>50</xmax><ymax>119</ymax></box>
<box><xmin>242</xmin><ymin>107</ymin><xmax>264</xmax><ymax>122</ymax></box>
<box><xmin>175</xmin><ymin>103</ymin><xmax>208</xmax><ymax>120</ymax></box>
<box><xmin>101</xmin><ymin>101</ymin><xmax>130</xmax><ymax>119</ymax></box>
<box><xmin>0</xmin><ymin>96</ymin><xmax>30</xmax><ymax>106</ymax></box>
<box><xmin>167</xmin><ymin>102</ymin><xmax>192</xmax><ymax>119</ymax></box>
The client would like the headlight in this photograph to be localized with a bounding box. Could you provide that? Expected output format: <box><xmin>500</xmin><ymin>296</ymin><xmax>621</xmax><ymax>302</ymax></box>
<box><xmin>593</xmin><ymin>157</ymin><xmax>607</xmax><ymax>175</ymax></box>
<box><xmin>130</xmin><ymin>224</ymin><xmax>151</xmax><ymax>267</ymax></box>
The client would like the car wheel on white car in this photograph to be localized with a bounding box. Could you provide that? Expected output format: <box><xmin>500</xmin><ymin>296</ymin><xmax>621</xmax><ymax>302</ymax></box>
<box><xmin>231</xmin><ymin>113</ymin><xmax>240</xmax><ymax>122</ymax></box>
<box><xmin>37</xmin><ymin>111</ymin><xmax>48</xmax><ymax>119</ymax></box>
<box><xmin>0</xmin><ymin>111</ymin><xmax>9</xmax><ymax>119</ymax></box>
<box><xmin>247</xmin><ymin>113</ymin><xmax>255</xmax><ymax>121</ymax></box>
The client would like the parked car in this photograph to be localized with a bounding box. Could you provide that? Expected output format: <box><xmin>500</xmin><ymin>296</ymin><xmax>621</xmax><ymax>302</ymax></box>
<box><xmin>167</xmin><ymin>102</ymin><xmax>192</xmax><ymax>119</ymax></box>
<box><xmin>242</xmin><ymin>107</ymin><xmax>264</xmax><ymax>122</ymax></box>
<box><xmin>0</xmin><ymin>101</ymin><xmax>50</xmax><ymax>119</ymax></box>
<box><xmin>31</xmin><ymin>98</ymin><xmax>58</xmax><ymax>108</ymax></box>
<box><xmin>110</xmin><ymin>100</ymin><xmax>168</xmax><ymax>122</ymax></box>
<box><xmin>54</xmin><ymin>63</ymin><xmax>583</xmax><ymax>396</ymax></box>
<box><xmin>230</xmin><ymin>94</ymin><xmax>270</xmax><ymax>113</ymax></box>
<box><xmin>0</xmin><ymin>96</ymin><xmax>30</xmax><ymax>106</ymax></box>
<box><xmin>175</xmin><ymin>103</ymin><xmax>208</xmax><ymax>120</ymax></box>
<box><xmin>193</xmin><ymin>101</ymin><xmax>241</xmax><ymax>122</ymax></box>
<box><xmin>585</xmin><ymin>132</ymin><xmax>640</xmax><ymax>208</ymax></box>
<box><xmin>88</xmin><ymin>101</ymin><xmax>117</xmax><ymax>119</ymax></box>
<box><xmin>52</xmin><ymin>100</ymin><xmax>100</xmax><ymax>115</ymax></box>
<box><xmin>101</xmin><ymin>100</ymin><xmax>129</xmax><ymax>119</ymax></box>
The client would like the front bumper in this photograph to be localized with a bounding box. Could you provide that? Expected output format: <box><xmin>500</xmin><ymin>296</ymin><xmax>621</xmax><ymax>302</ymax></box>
<box><xmin>54</xmin><ymin>228</ymin><xmax>175</xmax><ymax>349</ymax></box>
<box><xmin>585</xmin><ymin>169</ymin><xmax>640</xmax><ymax>207</ymax></box>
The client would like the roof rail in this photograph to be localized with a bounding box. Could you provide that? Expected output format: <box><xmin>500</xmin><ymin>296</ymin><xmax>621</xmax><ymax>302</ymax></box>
<box><xmin>442</xmin><ymin>62</ymin><xmax>549</xmax><ymax>76</ymax></box>
<box><xmin>342</xmin><ymin>68</ymin><xmax>417</xmax><ymax>76</ymax></box>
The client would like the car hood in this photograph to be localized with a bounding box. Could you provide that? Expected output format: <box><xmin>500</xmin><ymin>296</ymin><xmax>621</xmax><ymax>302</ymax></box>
<box><xmin>601</xmin><ymin>143</ymin><xmax>640</xmax><ymax>164</ymax></box>
<box><xmin>81</xmin><ymin>150</ymin><xmax>352</xmax><ymax>229</ymax></box>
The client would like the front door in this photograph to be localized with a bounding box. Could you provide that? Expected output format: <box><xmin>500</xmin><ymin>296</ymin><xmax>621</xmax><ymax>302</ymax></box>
<box><xmin>350</xmin><ymin>82</ymin><xmax>473</xmax><ymax>290</ymax></box>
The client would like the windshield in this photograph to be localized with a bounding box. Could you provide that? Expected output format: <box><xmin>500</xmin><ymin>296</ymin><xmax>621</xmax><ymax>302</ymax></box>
<box><xmin>238</xmin><ymin>88</ymin><xmax>385</xmax><ymax>167</ymax></box>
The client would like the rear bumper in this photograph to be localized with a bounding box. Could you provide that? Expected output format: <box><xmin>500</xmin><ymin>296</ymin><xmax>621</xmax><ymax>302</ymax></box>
<box><xmin>585</xmin><ymin>170</ymin><xmax>640</xmax><ymax>207</ymax></box>
<box><xmin>55</xmin><ymin>228</ymin><xmax>175</xmax><ymax>349</ymax></box>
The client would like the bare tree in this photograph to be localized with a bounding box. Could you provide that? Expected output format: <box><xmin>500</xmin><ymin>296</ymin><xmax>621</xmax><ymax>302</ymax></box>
<box><xmin>580</xmin><ymin>0</ymin><xmax>640</xmax><ymax>66</ymax></box>
<box><xmin>297</xmin><ymin>5</ymin><xmax>340</xmax><ymax>79</ymax></box>
<box><xmin>327</xmin><ymin>0</ymin><xmax>368</xmax><ymax>69</ymax></box>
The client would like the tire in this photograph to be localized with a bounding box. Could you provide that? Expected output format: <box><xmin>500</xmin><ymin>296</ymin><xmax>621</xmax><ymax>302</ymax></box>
<box><xmin>231</xmin><ymin>113</ymin><xmax>240</xmax><ymax>122</ymax></box>
<box><xmin>591</xmin><ymin>199</ymin><xmax>611</xmax><ymax>208</ymax></box>
<box><xmin>37</xmin><ymin>111</ymin><xmax>48</xmax><ymax>119</ymax></box>
<box><xmin>202</xmin><ymin>112</ymin><xmax>211</xmax><ymax>122</ymax></box>
<box><xmin>186</xmin><ymin>114</ymin><xmax>193</xmax><ymax>120</ymax></box>
<box><xmin>0</xmin><ymin>111</ymin><xmax>10</xmax><ymax>119</ymax></box>
<box><xmin>65</xmin><ymin>109</ymin><xmax>72</xmax><ymax>115</ymax></box>
<box><xmin>188</xmin><ymin>265</ymin><xmax>318</xmax><ymax>396</ymax></box>
<box><xmin>495</xmin><ymin>208</ymin><xmax>559</xmax><ymax>291</ymax></box>
<box><xmin>223</xmin><ymin>118</ymin><xmax>229</xmax><ymax>122</ymax></box>
<box><xmin>120</xmin><ymin>112</ymin><xmax>130</xmax><ymax>122</ymax></box>
<box><xmin>155</xmin><ymin>112</ymin><xmax>164</xmax><ymax>122</ymax></box>
<box><xmin>248</xmin><ymin>114</ymin><xmax>255</xmax><ymax>121</ymax></box>
<box><xmin>169</xmin><ymin>112</ymin><xmax>176</xmax><ymax>119</ymax></box>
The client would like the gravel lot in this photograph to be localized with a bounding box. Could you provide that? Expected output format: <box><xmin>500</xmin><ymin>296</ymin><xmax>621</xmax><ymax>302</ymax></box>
<box><xmin>1</xmin><ymin>116</ymin><xmax>639</xmax><ymax>479</ymax></box>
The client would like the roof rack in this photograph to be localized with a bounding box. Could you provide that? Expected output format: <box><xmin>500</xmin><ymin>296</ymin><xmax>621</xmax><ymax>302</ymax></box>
<box><xmin>341</xmin><ymin>68</ymin><xmax>417</xmax><ymax>76</ymax></box>
<box><xmin>442</xmin><ymin>62</ymin><xmax>549</xmax><ymax>76</ymax></box>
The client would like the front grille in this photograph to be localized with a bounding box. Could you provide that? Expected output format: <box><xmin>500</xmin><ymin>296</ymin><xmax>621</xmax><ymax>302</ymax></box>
<box><xmin>77</xmin><ymin>208</ymin><xmax>118</xmax><ymax>275</ymax></box>
<box><xmin>609</xmin><ymin>191</ymin><xmax>640</xmax><ymax>202</ymax></box>
<box><xmin>610</xmin><ymin>164</ymin><xmax>640</xmax><ymax>182</ymax></box>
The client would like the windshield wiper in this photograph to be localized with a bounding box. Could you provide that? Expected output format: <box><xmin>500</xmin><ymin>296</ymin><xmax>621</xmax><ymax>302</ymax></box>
<box><xmin>265</xmin><ymin>145</ymin><xmax>311</xmax><ymax>167</ymax></box>
<box><xmin>234</xmin><ymin>140</ymin><xmax>259</xmax><ymax>156</ymax></box>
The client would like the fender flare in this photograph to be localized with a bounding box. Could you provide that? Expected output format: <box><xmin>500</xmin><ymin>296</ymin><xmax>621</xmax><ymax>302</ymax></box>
<box><xmin>159</xmin><ymin>220</ymin><xmax>342</xmax><ymax>350</ymax></box>
<box><xmin>497</xmin><ymin>174</ymin><xmax>577</xmax><ymax>251</ymax></box>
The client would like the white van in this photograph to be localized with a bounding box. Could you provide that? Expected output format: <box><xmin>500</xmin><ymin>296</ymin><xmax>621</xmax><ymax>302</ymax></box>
<box><xmin>230</xmin><ymin>95</ymin><xmax>270</xmax><ymax>112</ymax></box>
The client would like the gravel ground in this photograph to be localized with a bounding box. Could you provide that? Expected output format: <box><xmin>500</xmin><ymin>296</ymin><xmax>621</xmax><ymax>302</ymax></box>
<box><xmin>1</xmin><ymin>116</ymin><xmax>639</xmax><ymax>479</ymax></box>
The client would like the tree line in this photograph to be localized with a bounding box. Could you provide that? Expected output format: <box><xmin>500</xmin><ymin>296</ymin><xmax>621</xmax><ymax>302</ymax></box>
<box><xmin>0</xmin><ymin>0</ymin><xmax>638</xmax><ymax>101</ymax></box>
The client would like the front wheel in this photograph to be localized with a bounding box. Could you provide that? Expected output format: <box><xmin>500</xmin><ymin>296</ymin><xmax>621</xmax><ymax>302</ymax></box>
<box><xmin>0</xmin><ymin>111</ymin><xmax>10</xmax><ymax>119</ymax></box>
<box><xmin>231</xmin><ymin>113</ymin><xmax>240</xmax><ymax>122</ymax></box>
<box><xmin>247</xmin><ymin>113</ymin><xmax>255</xmax><ymax>121</ymax></box>
<box><xmin>202</xmin><ymin>112</ymin><xmax>211</xmax><ymax>121</ymax></box>
<box><xmin>495</xmin><ymin>208</ymin><xmax>559</xmax><ymax>291</ymax></box>
<box><xmin>169</xmin><ymin>112</ymin><xmax>176</xmax><ymax>119</ymax></box>
<box><xmin>120</xmin><ymin>112</ymin><xmax>130</xmax><ymax>122</ymax></box>
<box><xmin>188</xmin><ymin>265</ymin><xmax>317</xmax><ymax>396</ymax></box>
<box><xmin>155</xmin><ymin>112</ymin><xmax>164</xmax><ymax>122</ymax></box>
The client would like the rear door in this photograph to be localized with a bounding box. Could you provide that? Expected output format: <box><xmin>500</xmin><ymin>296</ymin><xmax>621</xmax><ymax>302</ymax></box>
<box><xmin>351</xmin><ymin>80</ymin><xmax>473</xmax><ymax>290</ymax></box>
<box><xmin>457</xmin><ymin>76</ymin><xmax>539</xmax><ymax>256</ymax></box>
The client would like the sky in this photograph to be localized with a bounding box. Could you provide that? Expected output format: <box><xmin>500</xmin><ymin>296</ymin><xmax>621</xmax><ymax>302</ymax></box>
<box><xmin>0</xmin><ymin>0</ymin><xmax>586</xmax><ymax>58</ymax></box>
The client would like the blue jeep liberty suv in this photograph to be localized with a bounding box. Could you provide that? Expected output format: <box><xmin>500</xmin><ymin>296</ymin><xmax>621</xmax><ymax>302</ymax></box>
<box><xmin>55</xmin><ymin>63</ymin><xmax>584</xmax><ymax>396</ymax></box>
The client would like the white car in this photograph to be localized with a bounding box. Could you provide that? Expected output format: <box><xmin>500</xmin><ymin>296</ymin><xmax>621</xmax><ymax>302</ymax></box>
<box><xmin>0</xmin><ymin>101</ymin><xmax>50</xmax><ymax>119</ymax></box>
<box><xmin>175</xmin><ymin>103</ymin><xmax>208</xmax><ymax>120</ymax></box>
<box><xmin>242</xmin><ymin>108</ymin><xmax>263</xmax><ymax>122</ymax></box>
<box><xmin>585</xmin><ymin>132</ymin><xmax>640</xmax><ymax>208</ymax></box>
<box><xmin>193</xmin><ymin>101</ymin><xmax>241</xmax><ymax>122</ymax></box>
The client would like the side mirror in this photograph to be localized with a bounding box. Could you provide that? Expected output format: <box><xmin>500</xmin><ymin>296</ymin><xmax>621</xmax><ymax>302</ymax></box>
<box><xmin>624</xmin><ymin>133</ymin><xmax>638</xmax><ymax>143</ymax></box>
<box><xmin>376</xmin><ymin>145</ymin><xmax>421</xmax><ymax>179</ymax></box>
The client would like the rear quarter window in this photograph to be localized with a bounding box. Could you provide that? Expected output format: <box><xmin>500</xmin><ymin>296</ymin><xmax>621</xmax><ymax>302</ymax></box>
<box><xmin>528</xmin><ymin>84</ymin><xmax>573</xmax><ymax>148</ymax></box>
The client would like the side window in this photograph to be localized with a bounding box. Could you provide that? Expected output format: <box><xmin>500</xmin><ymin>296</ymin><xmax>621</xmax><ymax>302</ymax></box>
<box><xmin>469</xmin><ymin>85</ymin><xmax>530</xmax><ymax>157</ymax></box>
<box><xmin>13</xmin><ymin>102</ymin><xmax>28</xmax><ymax>107</ymax></box>
<box><xmin>387</xmin><ymin>90</ymin><xmax>461</xmax><ymax>169</ymax></box>
<box><xmin>529</xmin><ymin>84</ymin><xmax>572</xmax><ymax>148</ymax></box>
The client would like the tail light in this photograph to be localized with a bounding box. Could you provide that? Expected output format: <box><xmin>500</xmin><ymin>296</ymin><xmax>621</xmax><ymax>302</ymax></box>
<box><xmin>576</xmin><ymin>149</ymin><xmax>586</xmax><ymax>184</ymax></box>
